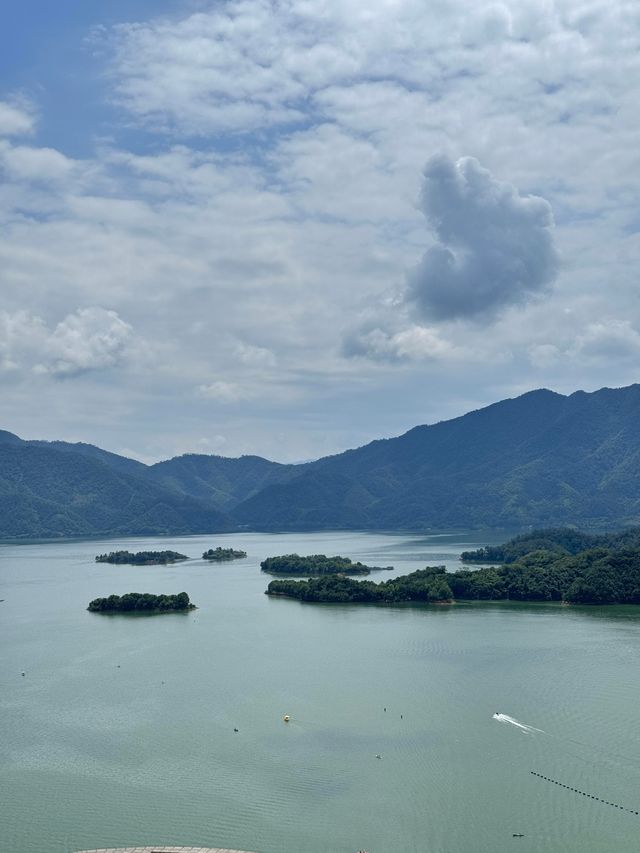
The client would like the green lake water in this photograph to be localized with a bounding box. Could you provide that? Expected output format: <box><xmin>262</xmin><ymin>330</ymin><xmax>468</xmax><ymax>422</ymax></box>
<box><xmin>2</xmin><ymin>530</ymin><xmax>640</xmax><ymax>853</ymax></box>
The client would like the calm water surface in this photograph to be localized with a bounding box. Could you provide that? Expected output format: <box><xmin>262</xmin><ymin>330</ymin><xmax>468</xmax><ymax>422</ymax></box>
<box><xmin>2</xmin><ymin>530</ymin><xmax>640</xmax><ymax>853</ymax></box>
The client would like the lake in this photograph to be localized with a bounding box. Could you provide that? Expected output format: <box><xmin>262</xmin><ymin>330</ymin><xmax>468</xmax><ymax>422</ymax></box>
<box><xmin>2</xmin><ymin>530</ymin><xmax>640</xmax><ymax>853</ymax></box>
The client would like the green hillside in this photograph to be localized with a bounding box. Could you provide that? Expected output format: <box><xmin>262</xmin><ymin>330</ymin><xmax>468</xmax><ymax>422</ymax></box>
<box><xmin>5</xmin><ymin>383</ymin><xmax>640</xmax><ymax>538</ymax></box>
<box><xmin>233</xmin><ymin>385</ymin><xmax>640</xmax><ymax>530</ymax></box>
<box><xmin>148</xmin><ymin>452</ymin><xmax>297</xmax><ymax>509</ymax></box>
<box><xmin>0</xmin><ymin>442</ymin><xmax>231</xmax><ymax>538</ymax></box>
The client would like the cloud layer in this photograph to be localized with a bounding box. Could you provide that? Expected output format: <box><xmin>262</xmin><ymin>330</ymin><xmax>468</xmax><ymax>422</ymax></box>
<box><xmin>0</xmin><ymin>0</ymin><xmax>639</xmax><ymax>461</ymax></box>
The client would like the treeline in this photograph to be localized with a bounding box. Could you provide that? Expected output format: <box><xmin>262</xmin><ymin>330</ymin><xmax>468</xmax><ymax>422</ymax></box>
<box><xmin>451</xmin><ymin>546</ymin><xmax>640</xmax><ymax>603</ymax></box>
<box><xmin>267</xmin><ymin>534</ymin><xmax>640</xmax><ymax>605</ymax></box>
<box><xmin>267</xmin><ymin>568</ymin><xmax>453</xmax><ymax>602</ymax></box>
<box><xmin>260</xmin><ymin>553</ymin><xmax>391</xmax><ymax>575</ymax></box>
<box><xmin>203</xmin><ymin>547</ymin><xmax>247</xmax><ymax>561</ymax></box>
<box><xmin>87</xmin><ymin>591</ymin><xmax>195</xmax><ymax>612</ymax></box>
<box><xmin>95</xmin><ymin>550</ymin><xmax>188</xmax><ymax>565</ymax></box>
<box><xmin>461</xmin><ymin>527</ymin><xmax>640</xmax><ymax>563</ymax></box>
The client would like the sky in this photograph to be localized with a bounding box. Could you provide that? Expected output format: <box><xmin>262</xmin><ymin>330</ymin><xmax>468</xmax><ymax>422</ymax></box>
<box><xmin>1</xmin><ymin>0</ymin><xmax>639</xmax><ymax>463</ymax></box>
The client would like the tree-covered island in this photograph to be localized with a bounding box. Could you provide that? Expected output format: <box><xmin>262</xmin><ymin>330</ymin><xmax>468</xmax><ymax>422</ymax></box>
<box><xmin>267</xmin><ymin>528</ymin><xmax>640</xmax><ymax>605</ymax></box>
<box><xmin>260</xmin><ymin>553</ymin><xmax>393</xmax><ymax>575</ymax></box>
<box><xmin>203</xmin><ymin>546</ymin><xmax>247</xmax><ymax>561</ymax></box>
<box><xmin>267</xmin><ymin>569</ymin><xmax>451</xmax><ymax>601</ymax></box>
<box><xmin>87</xmin><ymin>591</ymin><xmax>195</xmax><ymax>612</ymax></box>
<box><xmin>95</xmin><ymin>550</ymin><xmax>188</xmax><ymax>565</ymax></box>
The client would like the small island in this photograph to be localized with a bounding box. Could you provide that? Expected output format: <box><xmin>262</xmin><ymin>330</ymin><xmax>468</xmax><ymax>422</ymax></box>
<box><xmin>95</xmin><ymin>550</ymin><xmax>188</xmax><ymax>565</ymax></box>
<box><xmin>87</xmin><ymin>591</ymin><xmax>195</xmax><ymax>612</ymax></box>
<box><xmin>203</xmin><ymin>547</ymin><xmax>247</xmax><ymax>561</ymax></box>
<box><xmin>260</xmin><ymin>553</ymin><xmax>393</xmax><ymax>576</ymax></box>
<box><xmin>267</xmin><ymin>528</ymin><xmax>640</xmax><ymax>605</ymax></box>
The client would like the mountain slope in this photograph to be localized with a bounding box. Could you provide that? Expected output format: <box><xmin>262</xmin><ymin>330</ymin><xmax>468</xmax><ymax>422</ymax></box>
<box><xmin>148</xmin><ymin>453</ymin><xmax>298</xmax><ymax>509</ymax></box>
<box><xmin>232</xmin><ymin>385</ymin><xmax>640</xmax><ymax>530</ymax></box>
<box><xmin>31</xmin><ymin>440</ymin><xmax>148</xmax><ymax>477</ymax></box>
<box><xmin>0</xmin><ymin>443</ymin><xmax>231</xmax><ymax>538</ymax></box>
<box><xmin>6</xmin><ymin>383</ymin><xmax>640</xmax><ymax>538</ymax></box>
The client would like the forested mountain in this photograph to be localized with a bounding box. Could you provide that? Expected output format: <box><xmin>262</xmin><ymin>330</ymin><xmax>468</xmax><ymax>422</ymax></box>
<box><xmin>148</xmin><ymin>453</ymin><xmax>297</xmax><ymax>509</ymax></box>
<box><xmin>4</xmin><ymin>383</ymin><xmax>640</xmax><ymax>538</ymax></box>
<box><xmin>31</xmin><ymin>439</ymin><xmax>148</xmax><ymax>477</ymax></box>
<box><xmin>0</xmin><ymin>441</ymin><xmax>231</xmax><ymax>538</ymax></box>
<box><xmin>233</xmin><ymin>384</ymin><xmax>640</xmax><ymax>530</ymax></box>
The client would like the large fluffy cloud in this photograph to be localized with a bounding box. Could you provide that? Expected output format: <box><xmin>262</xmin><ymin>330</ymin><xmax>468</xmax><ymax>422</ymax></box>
<box><xmin>41</xmin><ymin>308</ymin><xmax>134</xmax><ymax>376</ymax></box>
<box><xmin>0</xmin><ymin>308</ymin><xmax>134</xmax><ymax>377</ymax></box>
<box><xmin>405</xmin><ymin>155</ymin><xmax>559</xmax><ymax>321</ymax></box>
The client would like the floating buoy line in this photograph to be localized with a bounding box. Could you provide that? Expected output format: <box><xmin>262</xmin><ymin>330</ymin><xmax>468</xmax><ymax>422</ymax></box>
<box><xmin>530</xmin><ymin>770</ymin><xmax>639</xmax><ymax>815</ymax></box>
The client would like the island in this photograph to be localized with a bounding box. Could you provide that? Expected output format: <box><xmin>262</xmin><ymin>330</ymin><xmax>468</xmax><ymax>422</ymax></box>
<box><xmin>267</xmin><ymin>568</ymin><xmax>452</xmax><ymax>601</ymax></box>
<box><xmin>203</xmin><ymin>547</ymin><xmax>247</xmax><ymax>561</ymax></box>
<box><xmin>95</xmin><ymin>550</ymin><xmax>188</xmax><ymax>565</ymax></box>
<box><xmin>260</xmin><ymin>553</ymin><xmax>393</xmax><ymax>575</ymax></box>
<box><xmin>266</xmin><ymin>527</ymin><xmax>640</xmax><ymax>605</ymax></box>
<box><xmin>87</xmin><ymin>591</ymin><xmax>195</xmax><ymax>612</ymax></box>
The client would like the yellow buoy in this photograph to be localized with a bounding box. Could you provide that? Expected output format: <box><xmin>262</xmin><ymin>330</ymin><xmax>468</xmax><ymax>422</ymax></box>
<box><xmin>283</xmin><ymin>714</ymin><xmax>290</xmax><ymax>722</ymax></box>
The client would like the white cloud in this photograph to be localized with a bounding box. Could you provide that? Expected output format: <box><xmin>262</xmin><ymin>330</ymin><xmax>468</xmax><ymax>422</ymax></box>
<box><xmin>571</xmin><ymin>320</ymin><xmax>640</xmax><ymax>364</ymax></box>
<box><xmin>344</xmin><ymin>324</ymin><xmax>461</xmax><ymax>363</ymax></box>
<box><xmin>405</xmin><ymin>155</ymin><xmax>559</xmax><ymax>321</ymax></box>
<box><xmin>0</xmin><ymin>100</ymin><xmax>35</xmax><ymax>137</ymax></box>
<box><xmin>528</xmin><ymin>343</ymin><xmax>561</xmax><ymax>369</ymax></box>
<box><xmin>234</xmin><ymin>341</ymin><xmax>277</xmax><ymax>368</ymax></box>
<box><xmin>38</xmin><ymin>308</ymin><xmax>134</xmax><ymax>376</ymax></box>
<box><xmin>0</xmin><ymin>310</ymin><xmax>48</xmax><ymax>371</ymax></box>
<box><xmin>198</xmin><ymin>380</ymin><xmax>247</xmax><ymax>402</ymax></box>
<box><xmin>2</xmin><ymin>0</ymin><xmax>640</xmax><ymax>460</ymax></box>
<box><xmin>0</xmin><ymin>141</ymin><xmax>76</xmax><ymax>183</ymax></box>
<box><xmin>0</xmin><ymin>307</ymin><xmax>135</xmax><ymax>378</ymax></box>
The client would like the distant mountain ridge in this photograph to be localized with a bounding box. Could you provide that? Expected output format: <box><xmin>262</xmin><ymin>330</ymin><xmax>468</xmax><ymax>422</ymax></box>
<box><xmin>233</xmin><ymin>385</ymin><xmax>640</xmax><ymax>530</ymax></box>
<box><xmin>3</xmin><ymin>383</ymin><xmax>640</xmax><ymax>538</ymax></box>
<box><xmin>0</xmin><ymin>434</ymin><xmax>232</xmax><ymax>538</ymax></box>
<box><xmin>147</xmin><ymin>453</ymin><xmax>299</xmax><ymax>510</ymax></box>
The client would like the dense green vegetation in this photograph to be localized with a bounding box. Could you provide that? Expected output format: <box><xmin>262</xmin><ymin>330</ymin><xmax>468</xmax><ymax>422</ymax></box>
<box><xmin>267</xmin><ymin>528</ymin><xmax>640</xmax><ymax>605</ymax></box>
<box><xmin>267</xmin><ymin>568</ymin><xmax>453</xmax><ymax>601</ymax></box>
<box><xmin>8</xmin><ymin>383</ymin><xmax>640</xmax><ymax>537</ymax></box>
<box><xmin>0</xmin><ymin>433</ymin><xmax>232</xmax><ymax>539</ymax></box>
<box><xmin>95</xmin><ymin>550</ymin><xmax>188</xmax><ymax>565</ymax></box>
<box><xmin>87</xmin><ymin>591</ymin><xmax>195</xmax><ymax>612</ymax></box>
<box><xmin>203</xmin><ymin>546</ymin><xmax>247</xmax><ymax>561</ymax></box>
<box><xmin>260</xmin><ymin>553</ymin><xmax>392</xmax><ymax>575</ymax></box>
<box><xmin>234</xmin><ymin>384</ymin><xmax>640</xmax><ymax>531</ymax></box>
<box><xmin>461</xmin><ymin>527</ymin><xmax>640</xmax><ymax>563</ymax></box>
<box><xmin>148</xmin><ymin>453</ymin><xmax>298</xmax><ymax>510</ymax></box>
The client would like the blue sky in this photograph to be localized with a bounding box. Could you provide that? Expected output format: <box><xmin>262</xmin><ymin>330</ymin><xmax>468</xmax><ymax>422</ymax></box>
<box><xmin>1</xmin><ymin>0</ymin><xmax>639</xmax><ymax>462</ymax></box>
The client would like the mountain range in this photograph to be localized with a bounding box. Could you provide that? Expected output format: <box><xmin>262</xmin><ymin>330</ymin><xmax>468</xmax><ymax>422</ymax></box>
<box><xmin>3</xmin><ymin>383</ymin><xmax>640</xmax><ymax>539</ymax></box>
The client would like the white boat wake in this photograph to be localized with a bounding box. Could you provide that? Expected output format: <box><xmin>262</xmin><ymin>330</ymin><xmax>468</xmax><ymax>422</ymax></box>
<box><xmin>492</xmin><ymin>713</ymin><xmax>545</xmax><ymax>734</ymax></box>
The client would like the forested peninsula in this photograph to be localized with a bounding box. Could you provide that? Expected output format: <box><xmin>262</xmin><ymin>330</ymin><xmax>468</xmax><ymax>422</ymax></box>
<box><xmin>87</xmin><ymin>592</ymin><xmax>195</xmax><ymax>612</ymax></box>
<box><xmin>266</xmin><ymin>528</ymin><xmax>640</xmax><ymax>605</ymax></box>
<box><xmin>260</xmin><ymin>553</ymin><xmax>393</xmax><ymax>575</ymax></box>
<box><xmin>95</xmin><ymin>550</ymin><xmax>188</xmax><ymax>565</ymax></box>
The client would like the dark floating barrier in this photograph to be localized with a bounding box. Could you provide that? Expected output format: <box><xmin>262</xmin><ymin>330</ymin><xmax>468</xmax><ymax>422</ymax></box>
<box><xmin>530</xmin><ymin>771</ymin><xmax>639</xmax><ymax>815</ymax></box>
